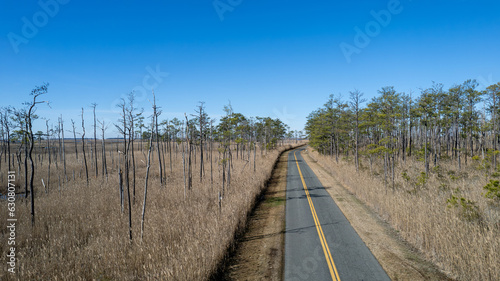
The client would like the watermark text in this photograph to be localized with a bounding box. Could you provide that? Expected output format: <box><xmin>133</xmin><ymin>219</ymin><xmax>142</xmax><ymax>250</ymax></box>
<box><xmin>7</xmin><ymin>0</ymin><xmax>70</xmax><ymax>54</ymax></box>
<box><xmin>339</xmin><ymin>0</ymin><xmax>403</xmax><ymax>63</ymax></box>
<box><xmin>6</xmin><ymin>171</ymin><xmax>17</xmax><ymax>274</ymax></box>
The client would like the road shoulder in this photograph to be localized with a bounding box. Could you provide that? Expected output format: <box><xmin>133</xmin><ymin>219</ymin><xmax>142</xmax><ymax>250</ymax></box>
<box><xmin>223</xmin><ymin>150</ymin><xmax>288</xmax><ymax>280</ymax></box>
<box><xmin>301</xmin><ymin>148</ymin><xmax>453</xmax><ymax>281</ymax></box>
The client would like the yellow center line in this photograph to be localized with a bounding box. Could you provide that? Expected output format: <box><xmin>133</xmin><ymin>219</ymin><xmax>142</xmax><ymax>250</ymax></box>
<box><xmin>294</xmin><ymin>150</ymin><xmax>341</xmax><ymax>281</ymax></box>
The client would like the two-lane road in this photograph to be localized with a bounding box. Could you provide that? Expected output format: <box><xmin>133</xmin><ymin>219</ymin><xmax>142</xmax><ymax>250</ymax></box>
<box><xmin>284</xmin><ymin>148</ymin><xmax>390</xmax><ymax>281</ymax></box>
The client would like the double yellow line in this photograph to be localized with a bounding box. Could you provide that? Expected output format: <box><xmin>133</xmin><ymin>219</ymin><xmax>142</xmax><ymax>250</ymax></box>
<box><xmin>294</xmin><ymin>150</ymin><xmax>341</xmax><ymax>281</ymax></box>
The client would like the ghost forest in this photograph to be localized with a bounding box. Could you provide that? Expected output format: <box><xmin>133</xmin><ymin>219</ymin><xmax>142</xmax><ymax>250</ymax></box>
<box><xmin>0</xmin><ymin>84</ymin><xmax>303</xmax><ymax>280</ymax></box>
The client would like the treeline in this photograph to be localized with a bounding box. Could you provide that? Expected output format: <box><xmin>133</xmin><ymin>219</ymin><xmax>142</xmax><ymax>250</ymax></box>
<box><xmin>140</xmin><ymin>106</ymin><xmax>292</xmax><ymax>152</ymax></box>
<box><xmin>306</xmin><ymin>79</ymin><xmax>500</xmax><ymax>187</ymax></box>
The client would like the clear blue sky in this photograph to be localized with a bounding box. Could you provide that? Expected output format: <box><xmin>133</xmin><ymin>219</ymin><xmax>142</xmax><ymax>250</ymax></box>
<box><xmin>1</xmin><ymin>0</ymin><xmax>499</xmax><ymax>136</ymax></box>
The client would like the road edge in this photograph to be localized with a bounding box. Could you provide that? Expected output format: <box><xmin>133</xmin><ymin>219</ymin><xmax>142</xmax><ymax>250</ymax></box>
<box><xmin>212</xmin><ymin>144</ymin><xmax>305</xmax><ymax>280</ymax></box>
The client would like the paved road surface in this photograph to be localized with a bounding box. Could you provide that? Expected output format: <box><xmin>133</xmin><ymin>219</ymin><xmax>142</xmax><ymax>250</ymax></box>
<box><xmin>284</xmin><ymin>148</ymin><xmax>390</xmax><ymax>281</ymax></box>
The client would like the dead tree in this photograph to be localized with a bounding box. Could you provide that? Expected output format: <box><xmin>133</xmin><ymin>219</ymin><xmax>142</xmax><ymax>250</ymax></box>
<box><xmin>182</xmin><ymin>119</ymin><xmax>187</xmax><ymax>198</ymax></box>
<box><xmin>194</xmin><ymin>102</ymin><xmax>207</xmax><ymax>182</ymax></box>
<box><xmin>81</xmin><ymin>108</ymin><xmax>89</xmax><ymax>186</ymax></box>
<box><xmin>167</xmin><ymin>120</ymin><xmax>173</xmax><ymax>174</ymax></box>
<box><xmin>141</xmin><ymin>93</ymin><xmax>156</xmax><ymax>240</ymax></box>
<box><xmin>98</xmin><ymin>119</ymin><xmax>109</xmax><ymax>180</ymax></box>
<box><xmin>26</xmin><ymin>83</ymin><xmax>49</xmax><ymax>225</ymax></box>
<box><xmin>119</xmin><ymin>167</ymin><xmax>124</xmax><ymax>213</ymax></box>
<box><xmin>210</xmin><ymin>119</ymin><xmax>215</xmax><ymax>188</ymax></box>
<box><xmin>126</xmin><ymin>94</ymin><xmax>141</xmax><ymax>203</ymax></box>
<box><xmin>45</xmin><ymin>119</ymin><xmax>50</xmax><ymax>192</ymax></box>
<box><xmin>161</xmin><ymin>132</ymin><xmax>167</xmax><ymax>183</ymax></box>
<box><xmin>1</xmin><ymin>108</ymin><xmax>12</xmax><ymax>171</ymax></box>
<box><xmin>0</xmin><ymin>111</ymin><xmax>3</xmax><ymax>173</ymax></box>
<box><xmin>56</xmin><ymin>120</ymin><xmax>61</xmax><ymax>161</ymax></box>
<box><xmin>116</xmin><ymin>99</ymin><xmax>132</xmax><ymax>240</ymax></box>
<box><xmin>184</xmin><ymin>114</ymin><xmax>192</xmax><ymax>190</ymax></box>
<box><xmin>70</xmin><ymin>119</ymin><xmax>78</xmax><ymax>160</ymax></box>
<box><xmin>251</xmin><ymin>120</ymin><xmax>256</xmax><ymax>173</ymax></box>
<box><xmin>11</xmin><ymin>109</ymin><xmax>29</xmax><ymax>199</ymax></box>
<box><xmin>155</xmin><ymin>99</ymin><xmax>163</xmax><ymax>185</ymax></box>
<box><xmin>91</xmin><ymin>103</ymin><xmax>98</xmax><ymax>178</ymax></box>
<box><xmin>59</xmin><ymin>115</ymin><xmax>67</xmax><ymax>182</ymax></box>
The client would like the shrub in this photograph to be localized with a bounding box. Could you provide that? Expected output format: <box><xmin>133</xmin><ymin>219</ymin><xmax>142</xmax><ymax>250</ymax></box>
<box><xmin>438</xmin><ymin>183</ymin><xmax>449</xmax><ymax>192</ymax></box>
<box><xmin>483</xmin><ymin>180</ymin><xmax>500</xmax><ymax>201</ymax></box>
<box><xmin>401</xmin><ymin>171</ymin><xmax>410</xmax><ymax>182</ymax></box>
<box><xmin>448</xmin><ymin>170</ymin><xmax>459</xmax><ymax>181</ymax></box>
<box><xmin>447</xmin><ymin>195</ymin><xmax>482</xmax><ymax>222</ymax></box>
<box><xmin>415</xmin><ymin>172</ymin><xmax>428</xmax><ymax>188</ymax></box>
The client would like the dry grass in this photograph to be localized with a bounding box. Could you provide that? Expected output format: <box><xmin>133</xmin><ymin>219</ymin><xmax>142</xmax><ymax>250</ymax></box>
<box><xmin>0</xmin><ymin>141</ymin><xmax>303</xmax><ymax>280</ymax></box>
<box><xmin>308</xmin><ymin>149</ymin><xmax>500</xmax><ymax>281</ymax></box>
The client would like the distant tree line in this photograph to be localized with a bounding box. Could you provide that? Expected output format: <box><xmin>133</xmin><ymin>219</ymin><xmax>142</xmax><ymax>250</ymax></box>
<box><xmin>305</xmin><ymin>79</ymin><xmax>500</xmax><ymax>188</ymax></box>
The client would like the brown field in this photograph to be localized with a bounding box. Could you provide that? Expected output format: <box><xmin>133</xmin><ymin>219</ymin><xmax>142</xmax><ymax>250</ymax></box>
<box><xmin>0</xmin><ymin>140</ymin><xmax>304</xmax><ymax>280</ymax></box>
<box><xmin>308</xmin><ymin>148</ymin><xmax>500</xmax><ymax>281</ymax></box>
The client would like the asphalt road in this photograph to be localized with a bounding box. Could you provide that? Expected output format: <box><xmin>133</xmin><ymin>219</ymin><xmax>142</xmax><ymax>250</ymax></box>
<box><xmin>284</xmin><ymin>148</ymin><xmax>390</xmax><ymax>281</ymax></box>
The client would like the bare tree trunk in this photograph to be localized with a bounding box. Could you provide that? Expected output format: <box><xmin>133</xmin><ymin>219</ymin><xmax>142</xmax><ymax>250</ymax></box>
<box><xmin>185</xmin><ymin>114</ymin><xmax>192</xmax><ymax>190</ymax></box>
<box><xmin>125</xmin><ymin>131</ymin><xmax>132</xmax><ymax>241</ymax></box>
<box><xmin>46</xmin><ymin>120</ymin><xmax>51</xmax><ymax>192</ymax></box>
<box><xmin>119</xmin><ymin>168</ymin><xmax>124</xmax><ymax>213</ymax></box>
<box><xmin>384</xmin><ymin>152</ymin><xmax>388</xmax><ymax>189</ymax></box>
<box><xmin>27</xmin><ymin>117</ymin><xmax>34</xmax><ymax>224</ymax></box>
<box><xmin>156</xmin><ymin>109</ymin><xmax>163</xmax><ymax>185</ymax></box>
<box><xmin>3</xmin><ymin>112</ymin><xmax>12</xmax><ymax>171</ymax></box>
<box><xmin>24</xmin><ymin>123</ymin><xmax>28</xmax><ymax>198</ymax></box>
<box><xmin>130</xmin><ymin>117</ymin><xmax>136</xmax><ymax>203</ymax></box>
<box><xmin>81</xmin><ymin>108</ymin><xmax>89</xmax><ymax>186</ymax></box>
<box><xmin>391</xmin><ymin>153</ymin><xmax>395</xmax><ymax>190</ymax></box>
<box><xmin>493</xmin><ymin>98</ymin><xmax>497</xmax><ymax>170</ymax></box>
<box><xmin>195</xmin><ymin>102</ymin><xmax>206</xmax><ymax>182</ymax></box>
<box><xmin>169</xmin><ymin>127</ymin><xmax>173</xmax><ymax>173</ymax></box>
<box><xmin>99</xmin><ymin>120</ymin><xmax>108</xmax><ymax>181</ymax></box>
<box><xmin>335</xmin><ymin>134</ymin><xmax>339</xmax><ymax>163</ymax></box>
<box><xmin>0</xmin><ymin>117</ymin><xmax>4</xmax><ymax>175</ymax></box>
<box><xmin>227</xmin><ymin>147</ymin><xmax>231</xmax><ymax>191</ymax></box>
<box><xmin>26</xmin><ymin>85</ymin><xmax>48</xmax><ymax>225</ymax></box>
<box><xmin>60</xmin><ymin>116</ymin><xmax>67</xmax><ymax>183</ymax></box>
<box><xmin>182</xmin><ymin>123</ymin><xmax>187</xmax><ymax>199</ymax></box>
<box><xmin>71</xmin><ymin>119</ymin><xmax>78</xmax><ymax>160</ymax></box>
<box><xmin>141</xmin><ymin>95</ymin><xmax>156</xmax><ymax>241</ymax></box>
<box><xmin>458</xmin><ymin>128</ymin><xmax>462</xmax><ymax>171</ymax></box>
<box><xmin>425</xmin><ymin>123</ymin><xmax>429</xmax><ymax>175</ymax></box>
<box><xmin>210</xmin><ymin>124</ymin><xmax>214</xmax><ymax>189</ymax></box>
<box><xmin>253</xmin><ymin>138</ymin><xmax>256</xmax><ymax>173</ymax></box>
<box><xmin>188</xmin><ymin>139</ymin><xmax>192</xmax><ymax>190</ymax></box>
<box><xmin>92</xmin><ymin>103</ymin><xmax>98</xmax><ymax>178</ymax></box>
<box><xmin>222</xmin><ymin>146</ymin><xmax>226</xmax><ymax>197</ymax></box>
<box><xmin>57</xmin><ymin>121</ymin><xmax>62</xmax><ymax>161</ymax></box>
<box><xmin>161</xmin><ymin>140</ymin><xmax>166</xmax><ymax>184</ymax></box>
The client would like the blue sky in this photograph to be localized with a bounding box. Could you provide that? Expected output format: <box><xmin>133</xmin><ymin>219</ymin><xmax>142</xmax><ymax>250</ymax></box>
<box><xmin>1</xmin><ymin>0</ymin><xmax>499</xmax><ymax>136</ymax></box>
